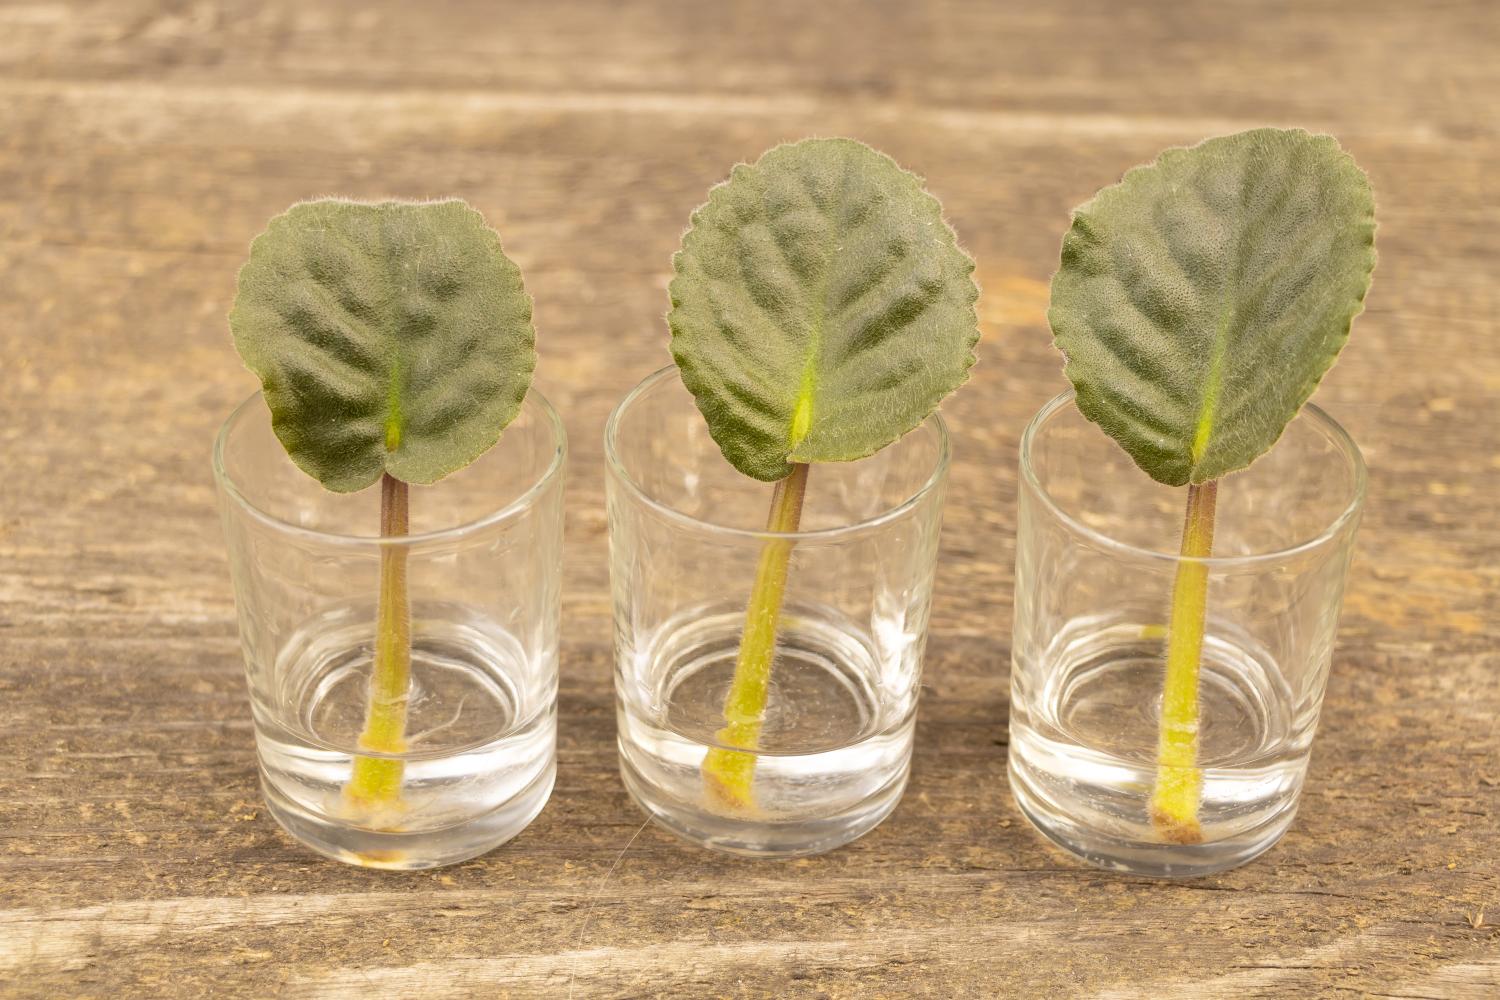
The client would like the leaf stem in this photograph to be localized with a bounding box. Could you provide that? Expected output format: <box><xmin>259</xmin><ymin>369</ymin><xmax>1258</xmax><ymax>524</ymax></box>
<box><xmin>1149</xmin><ymin>479</ymin><xmax>1218</xmax><ymax>844</ymax></box>
<box><xmin>344</xmin><ymin>473</ymin><xmax>412</xmax><ymax>817</ymax></box>
<box><xmin>702</xmin><ymin>463</ymin><xmax>811</xmax><ymax>812</ymax></box>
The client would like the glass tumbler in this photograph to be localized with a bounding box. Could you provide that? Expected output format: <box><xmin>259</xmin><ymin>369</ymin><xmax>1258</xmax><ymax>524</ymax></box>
<box><xmin>606</xmin><ymin>367</ymin><xmax>950</xmax><ymax>858</ymax></box>
<box><xmin>1009</xmin><ymin>391</ymin><xmax>1366</xmax><ymax>877</ymax></box>
<box><xmin>214</xmin><ymin>391</ymin><xmax>565</xmax><ymax>869</ymax></box>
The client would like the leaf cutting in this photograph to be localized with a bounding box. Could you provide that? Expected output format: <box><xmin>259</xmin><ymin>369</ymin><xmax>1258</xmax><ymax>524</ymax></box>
<box><xmin>668</xmin><ymin>137</ymin><xmax>980</xmax><ymax>810</ymax></box>
<box><xmin>1047</xmin><ymin>128</ymin><xmax>1376</xmax><ymax>842</ymax></box>
<box><xmin>230</xmin><ymin>198</ymin><xmax>536</xmax><ymax>821</ymax></box>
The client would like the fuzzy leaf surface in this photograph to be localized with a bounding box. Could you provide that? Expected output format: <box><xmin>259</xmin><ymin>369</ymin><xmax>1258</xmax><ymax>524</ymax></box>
<box><xmin>1049</xmin><ymin>128</ymin><xmax>1376</xmax><ymax>486</ymax></box>
<box><xmin>230</xmin><ymin>199</ymin><xmax>535</xmax><ymax>492</ymax></box>
<box><xmin>669</xmin><ymin>138</ymin><xmax>980</xmax><ymax>482</ymax></box>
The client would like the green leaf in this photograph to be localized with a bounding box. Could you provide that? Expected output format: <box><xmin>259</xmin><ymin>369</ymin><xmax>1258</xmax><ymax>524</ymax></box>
<box><xmin>229</xmin><ymin>199</ymin><xmax>535</xmax><ymax>493</ymax></box>
<box><xmin>668</xmin><ymin>138</ymin><xmax>980</xmax><ymax>482</ymax></box>
<box><xmin>1048</xmin><ymin>128</ymin><xmax>1376</xmax><ymax>486</ymax></box>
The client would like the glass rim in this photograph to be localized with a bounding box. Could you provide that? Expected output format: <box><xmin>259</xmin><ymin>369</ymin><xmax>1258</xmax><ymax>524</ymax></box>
<box><xmin>212</xmin><ymin>387</ymin><xmax>568</xmax><ymax>547</ymax></box>
<box><xmin>1020</xmin><ymin>390</ymin><xmax>1367</xmax><ymax>566</ymax></box>
<box><xmin>604</xmin><ymin>365</ymin><xmax>952</xmax><ymax>542</ymax></box>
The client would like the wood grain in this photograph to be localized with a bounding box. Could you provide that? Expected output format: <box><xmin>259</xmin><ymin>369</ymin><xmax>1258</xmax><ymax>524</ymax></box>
<box><xmin>1</xmin><ymin>0</ymin><xmax>1496</xmax><ymax>996</ymax></box>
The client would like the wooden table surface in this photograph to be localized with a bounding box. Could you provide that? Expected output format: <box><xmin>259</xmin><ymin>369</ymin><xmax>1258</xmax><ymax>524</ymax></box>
<box><xmin>3</xmin><ymin>1</ymin><xmax>1497</xmax><ymax>996</ymax></box>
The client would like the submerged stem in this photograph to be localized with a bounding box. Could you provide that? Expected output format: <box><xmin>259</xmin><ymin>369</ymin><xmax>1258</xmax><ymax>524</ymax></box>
<box><xmin>1149</xmin><ymin>479</ymin><xmax>1218</xmax><ymax>845</ymax></box>
<box><xmin>701</xmin><ymin>463</ymin><xmax>811</xmax><ymax>812</ymax></box>
<box><xmin>344</xmin><ymin>473</ymin><xmax>412</xmax><ymax>817</ymax></box>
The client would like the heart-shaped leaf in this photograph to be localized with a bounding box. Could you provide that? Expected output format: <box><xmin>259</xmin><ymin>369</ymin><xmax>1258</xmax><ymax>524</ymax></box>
<box><xmin>230</xmin><ymin>198</ymin><xmax>535</xmax><ymax>493</ymax></box>
<box><xmin>1049</xmin><ymin>128</ymin><xmax>1376</xmax><ymax>486</ymax></box>
<box><xmin>669</xmin><ymin>138</ymin><xmax>980</xmax><ymax>482</ymax></box>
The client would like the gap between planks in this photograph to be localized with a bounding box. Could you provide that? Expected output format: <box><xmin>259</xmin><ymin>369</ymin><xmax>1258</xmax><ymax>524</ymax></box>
<box><xmin>0</xmin><ymin>78</ymin><xmax>1462</xmax><ymax>148</ymax></box>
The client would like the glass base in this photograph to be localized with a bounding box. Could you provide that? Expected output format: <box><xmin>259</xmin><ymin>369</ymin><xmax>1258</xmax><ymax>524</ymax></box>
<box><xmin>619</xmin><ymin>749</ymin><xmax>908</xmax><ymax>858</ymax></box>
<box><xmin>260</xmin><ymin>761</ymin><xmax>555</xmax><ymax>870</ymax></box>
<box><xmin>1009</xmin><ymin>756</ymin><xmax>1297</xmax><ymax>878</ymax></box>
<box><xmin>1008</xmin><ymin>620</ymin><xmax>1309</xmax><ymax>878</ymax></box>
<box><xmin>615</xmin><ymin>606</ymin><xmax>917</xmax><ymax>858</ymax></box>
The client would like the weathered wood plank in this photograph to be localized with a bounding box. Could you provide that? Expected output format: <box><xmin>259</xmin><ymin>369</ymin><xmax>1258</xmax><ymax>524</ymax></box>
<box><xmin>1</xmin><ymin>0</ymin><xmax>1496</xmax><ymax>996</ymax></box>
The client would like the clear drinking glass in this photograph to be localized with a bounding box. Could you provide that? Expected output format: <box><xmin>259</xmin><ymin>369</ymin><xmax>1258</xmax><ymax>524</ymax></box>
<box><xmin>1009</xmin><ymin>391</ymin><xmax>1366</xmax><ymax>877</ymax></box>
<box><xmin>214</xmin><ymin>391</ymin><xmax>565</xmax><ymax>869</ymax></box>
<box><xmin>606</xmin><ymin>367</ymin><xmax>950</xmax><ymax>857</ymax></box>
